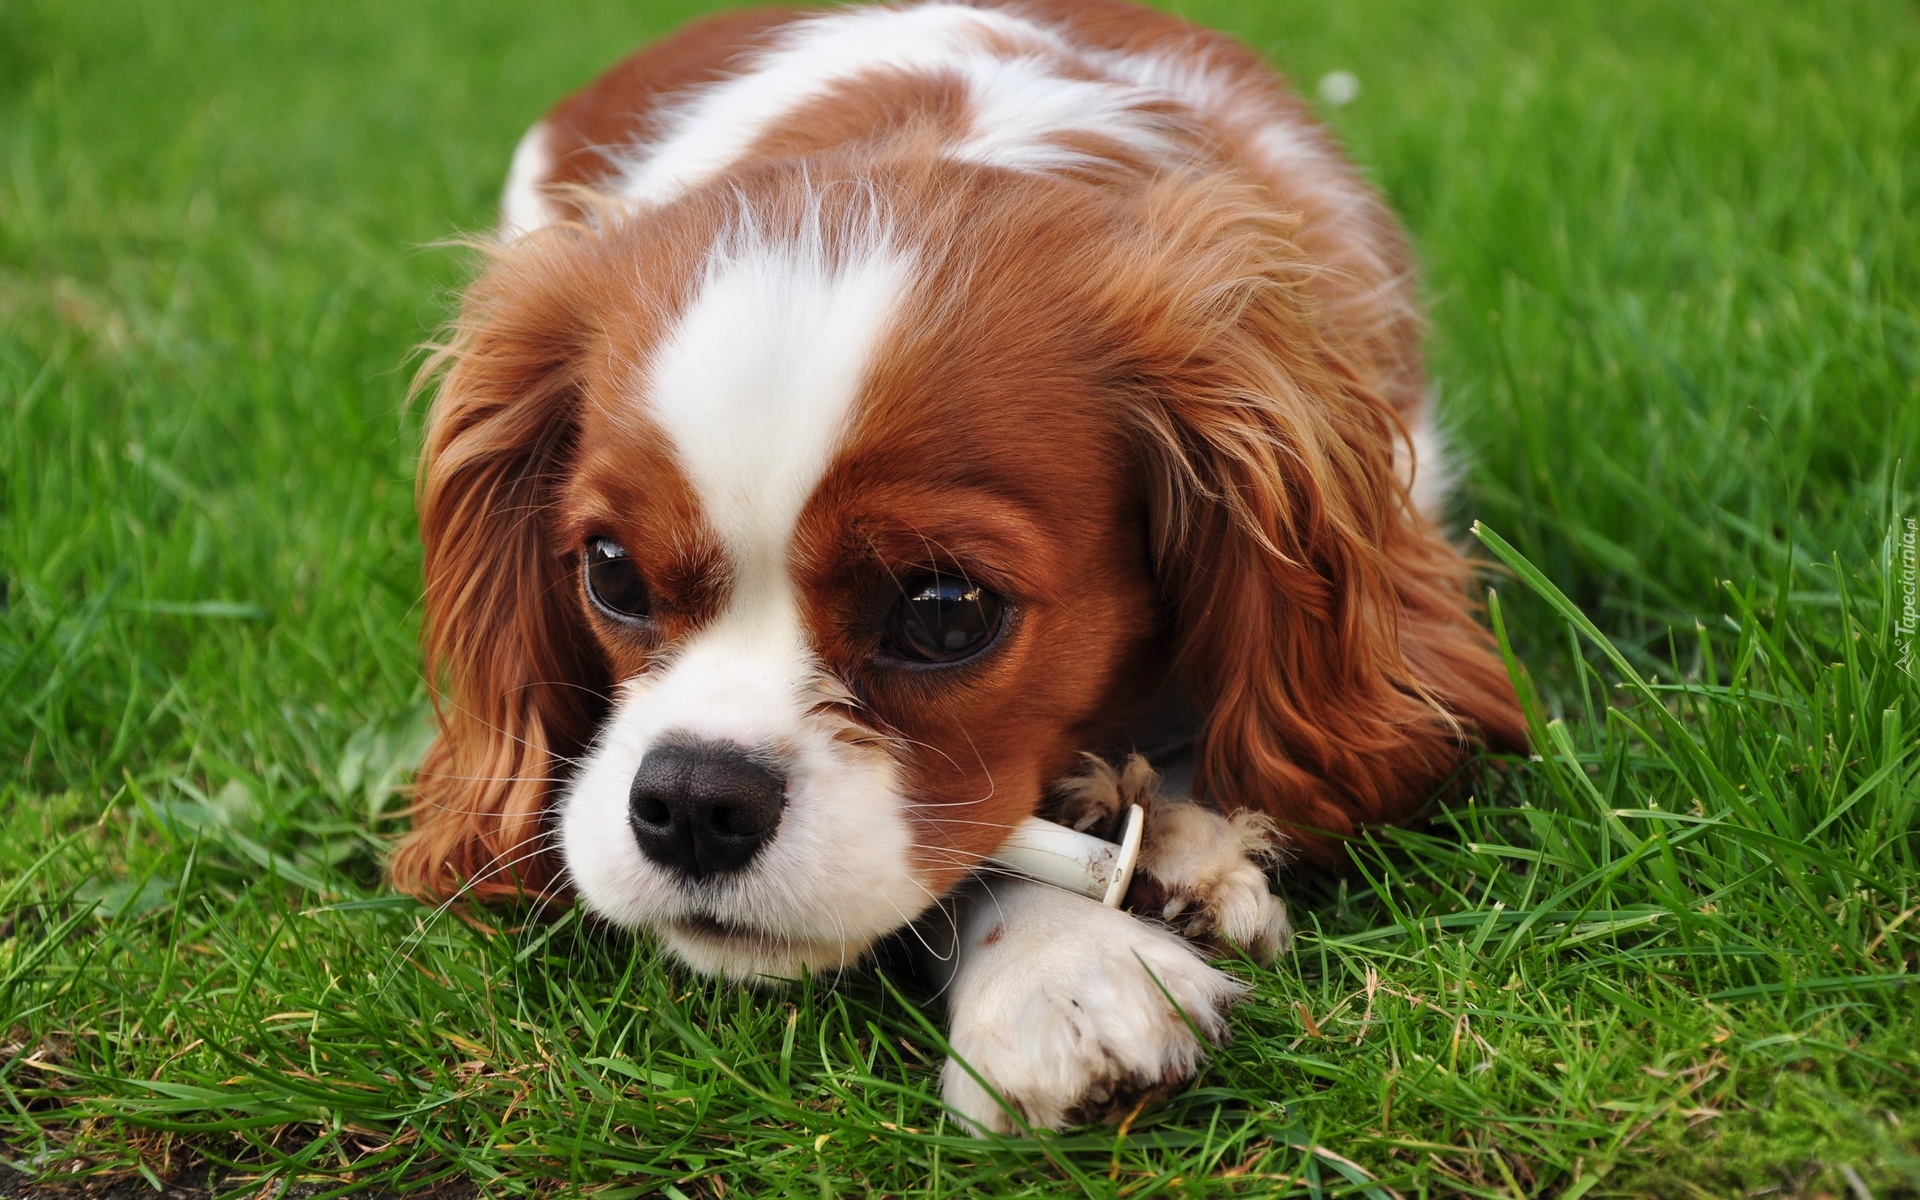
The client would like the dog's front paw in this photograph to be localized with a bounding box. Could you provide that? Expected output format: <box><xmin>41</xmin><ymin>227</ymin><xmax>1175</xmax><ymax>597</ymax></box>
<box><xmin>940</xmin><ymin>878</ymin><xmax>1242</xmax><ymax>1135</ymax></box>
<box><xmin>1128</xmin><ymin>801</ymin><xmax>1294</xmax><ymax>962</ymax></box>
<box><xmin>1052</xmin><ymin>754</ymin><xmax>1293</xmax><ymax>963</ymax></box>
<box><xmin>1050</xmin><ymin>751</ymin><xmax>1159</xmax><ymax>841</ymax></box>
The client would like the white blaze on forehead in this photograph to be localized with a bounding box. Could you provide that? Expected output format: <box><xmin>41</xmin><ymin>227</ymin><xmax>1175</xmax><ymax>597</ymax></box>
<box><xmin>643</xmin><ymin>223</ymin><xmax>914</xmax><ymax>588</ymax></box>
<box><xmin>558</xmin><ymin>223</ymin><xmax>926</xmax><ymax>977</ymax></box>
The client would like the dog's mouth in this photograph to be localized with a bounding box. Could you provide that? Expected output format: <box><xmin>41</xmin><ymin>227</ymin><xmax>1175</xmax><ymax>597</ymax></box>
<box><xmin>661</xmin><ymin>911</ymin><xmax>884</xmax><ymax>980</ymax></box>
<box><xmin>672</xmin><ymin>912</ymin><xmax>763</xmax><ymax>942</ymax></box>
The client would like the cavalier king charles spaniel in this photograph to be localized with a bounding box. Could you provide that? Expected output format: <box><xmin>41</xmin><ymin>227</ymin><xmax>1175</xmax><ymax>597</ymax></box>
<box><xmin>391</xmin><ymin>0</ymin><xmax>1526</xmax><ymax>1133</ymax></box>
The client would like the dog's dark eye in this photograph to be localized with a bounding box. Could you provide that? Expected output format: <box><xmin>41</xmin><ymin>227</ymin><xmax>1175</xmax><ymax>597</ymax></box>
<box><xmin>584</xmin><ymin>537</ymin><xmax>651</xmax><ymax>620</ymax></box>
<box><xmin>884</xmin><ymin>573</ymin><xmax>1005</xmax><ymax>664</ymax></box>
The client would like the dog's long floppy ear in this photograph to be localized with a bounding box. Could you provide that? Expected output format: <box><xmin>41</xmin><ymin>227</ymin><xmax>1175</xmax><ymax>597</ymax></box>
<box><xmin>389</xmin><ymin>235</ymin><xmax>609</xmax><ymax>904</ymax></box>
<box><xmin>1110</xmin><ymin>176</ymin><xmax>1528</xmax><ymax>864</ymax></box>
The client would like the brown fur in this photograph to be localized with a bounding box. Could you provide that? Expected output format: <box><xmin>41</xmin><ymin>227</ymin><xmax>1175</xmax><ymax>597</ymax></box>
<box><xmin>1096</xmin><ymin>172</ymin><xmax>1528</xmax><ymax>857</ymax></box>
<box><xmin>391</xmin><ymin>0</ymin><xmax>1526</xmax><ymax>906</ymax></box>
<box><xmin>537</xmin><ymin>6</ymin><xmax>808</xmax><ymax>205</ymax></box>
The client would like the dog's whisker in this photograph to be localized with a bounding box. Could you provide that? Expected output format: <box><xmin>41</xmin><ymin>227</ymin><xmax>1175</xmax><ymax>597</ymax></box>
<box><xmin>379</xmin><ymin>834</ymin><xmax>563</xmax><ymax>988</ymax></box>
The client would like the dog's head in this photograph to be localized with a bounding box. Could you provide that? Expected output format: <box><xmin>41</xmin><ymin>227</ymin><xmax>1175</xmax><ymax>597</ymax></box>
<box><xmin>391</xmin><ymin>161</ymin><xmax>1523</xmax><ymax>978</ymax></box>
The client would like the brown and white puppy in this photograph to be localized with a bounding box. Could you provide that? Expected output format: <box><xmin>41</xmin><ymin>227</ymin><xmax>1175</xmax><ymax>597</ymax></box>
<box><xmin>391</xmin><ymin>0</ymin><xmax>1526</xmax><ymax>1133</ymax></box>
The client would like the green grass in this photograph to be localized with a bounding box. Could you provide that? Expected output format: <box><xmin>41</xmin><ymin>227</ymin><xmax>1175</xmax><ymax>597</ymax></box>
<box><xmin>2</xmin><ymin>0</ymin><xmax>1917</xmax><ymax>1195</ymax></box>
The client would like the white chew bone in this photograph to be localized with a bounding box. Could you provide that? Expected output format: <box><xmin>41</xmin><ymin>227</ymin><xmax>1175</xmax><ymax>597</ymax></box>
<box><xmin>985</xmin><ymin>804</ymin><xmax>1144</xmax><ymax>906</ymax></box>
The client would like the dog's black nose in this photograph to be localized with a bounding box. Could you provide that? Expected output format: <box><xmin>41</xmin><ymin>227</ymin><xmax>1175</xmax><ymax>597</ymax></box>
<box><xmin>628</xmin><ymin>740</ymin><xmax>787</xmax><ymax>879</ymax></box>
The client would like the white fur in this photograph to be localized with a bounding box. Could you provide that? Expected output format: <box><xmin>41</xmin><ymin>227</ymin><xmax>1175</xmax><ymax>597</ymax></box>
<box><xmin>475</xmin><ymin>2</ymin><xmax>1367</xmax><ymax>257</ymax></box>
<box><xmin>1401</xmin><ymin>412</ymin><xmax>1454</xmax><ymax>520</ymax></box>
<box><xmin>615</xmin><ymin>4</ymin><xmax>1188</xmax><ymax>207</ymax></box>
<box><xmin>501</xmin><ymin>2</ymin><xmax>1370</xmax><ymax>255</ymax></box>
<box><xmin>559</xmin><ymin>217</ymin><xmax>929</xmax><ymax>980</ymax></box>
<box><xmin>619</xmin><ymin>5</ymin><xmax>1023</xmax><ymax>205</ymax></box>
<box><xmin>500</xmin><ymin>121</ymin><xmax>556</xmax><ymax>239</ymax></box>
<box><xmin>647</xmin><ymin>216</ymin><xmax>913</xmax><ymax>564</ymax></box>
<box><xmin>946</xmin><ymin>51</ymin><xmax>1180</xmax><ymax>174</ymax></box>
<box><xmin>932</xmin><ymin>878</ymin><xmax>1242</xmax><ymax>1134</ymax></box>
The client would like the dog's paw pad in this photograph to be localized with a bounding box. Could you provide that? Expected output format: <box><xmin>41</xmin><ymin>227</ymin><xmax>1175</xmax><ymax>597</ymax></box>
<box><xmin>1060</xmin><ymin>1064</ymin><xmax>1191</xmax><ymax>1126</ymax></box>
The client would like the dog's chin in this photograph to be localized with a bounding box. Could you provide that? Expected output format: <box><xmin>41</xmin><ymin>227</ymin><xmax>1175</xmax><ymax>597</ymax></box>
<box><xmin>655</xmin><ymin>914</ymin><xmax>886</xmax><ymax>983</ymax></box>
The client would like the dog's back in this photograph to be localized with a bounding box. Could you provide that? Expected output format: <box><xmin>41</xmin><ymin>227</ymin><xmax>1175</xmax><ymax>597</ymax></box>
<box><xmin>502</xmin><ymin>1</ymin><xmax>1430</xmax><ymax>454</ymax></box>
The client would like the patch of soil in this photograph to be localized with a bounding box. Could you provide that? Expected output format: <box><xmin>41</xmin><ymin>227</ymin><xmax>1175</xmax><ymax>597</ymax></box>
<box><xmin>0</xmin><ymin>1166</ymin><xmax>479</xmax><ymax>1199</ymax></box>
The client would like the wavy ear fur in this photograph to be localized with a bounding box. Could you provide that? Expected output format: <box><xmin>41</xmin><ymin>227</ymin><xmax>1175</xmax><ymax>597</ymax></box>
<box><xmin>1110</xmin><ymin>175</ymin><xmax>1527</xmax><ymax>863</ymax></box>
<box><xmin>389</xmin><ymin>233</ymin><xmax>609</xmax><ymax>903</ymax></box>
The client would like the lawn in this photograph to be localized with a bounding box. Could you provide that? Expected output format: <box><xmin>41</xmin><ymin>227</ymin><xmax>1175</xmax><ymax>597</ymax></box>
<box><xmin>2</xmin><ymin>0</ymin><xmax>1916</xmax><ymax>1195</ymax></box>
